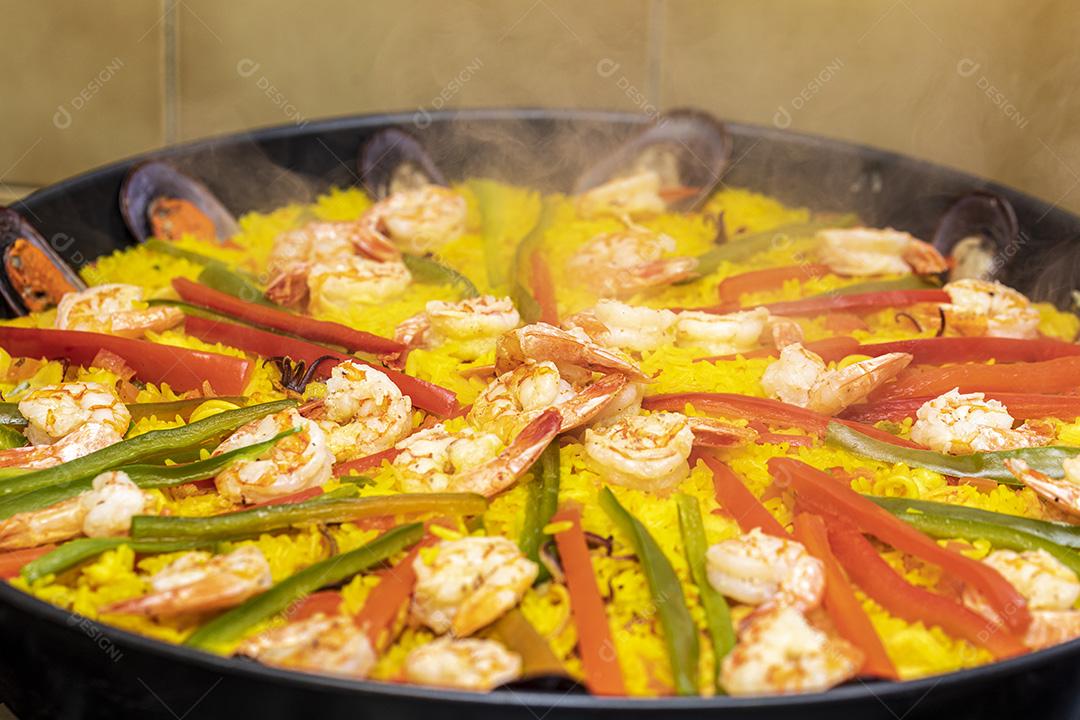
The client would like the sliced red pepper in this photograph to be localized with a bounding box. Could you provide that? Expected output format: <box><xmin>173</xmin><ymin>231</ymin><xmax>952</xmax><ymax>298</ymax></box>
<box><xmin>792</xmin><ymin>513</ymin><xmax>898</xmax><ymax>679</ymax></box>
<box><xmin>871</xmin><ymin>355</ymin><xmax>1080</xmax><ymax>400</ymax></box>
<box><xmin>827</xmin><ymin>521</ymin><xmax>1026</xmax><ymax>659</ymax></box>
<box><xmin>717</xmin><ymin>263</ymin><xmax>833</xmax><ymax>303</ymax></box>
<box><xmin>858</xmin><ymin>337</ymin><xmax>1080</xmax><ymax>365</ymax></box>
<box><xmin>287</xmin><ymin>590</ymin><xmax>343</xmax><ymax>621</ymax></box>
<box><xmin>693</xmin><ymin>449</ymin><xmax>787</xmax><ymax>537</ymax></box>
<box><xmin>843</xmin><ymin>393</ymin><xmax>1080</xmax><ymax>424</ymax></box>
<box><xmin>755</xmin><ymin>432</ymin><xmax>816</xmax><ymax>447</ymax></box>
<box><xmin>355</xmin><ymin>542</ymin><xmax>431</xmax><ymax>650</ymax></box>
<box><xmin>696</xmin><ymin>336</ymin><xmax>860</xmax><ymax>364</ymax></box>
<box><xmin>0</xmin><ymin>544</ymin><xmax>56</xmax><ymax>579</ymax></box>
<box><xmin>0</xmin><ymin>326</ymin><xmax>251</xmax><ymax>395</ymax></box>
<box><xmin>551</xmin><ymin>506</ymin><xmax>626</xmax><ymax>696</ymax></box>
<box><xmin>333</xmin><ymin>447</ymin><xmax>401</xmax><ymax>477</ymax></box>
<box><xmin>768</xmin><ymin>457</ymin><xmax>1031</xmax><ymax>634</ymax></box>
<box><xmin>529</xmin><ymin>250</ymin><xmax>559</xmax><ymax>326</ymax></box>
<box><xmin>172</xmin><ymin>277</ymin><xmax>404</xmax><ymax>355</ymax></box>
<box><xmin>689</xmin><ymin>289</ymin><xmax>949</xmax><ymax>317</ymax></box>
<box><xmin>183</xmin><ymin>315</ymin><xmax>459</xmax><ymax>415</ymax></box>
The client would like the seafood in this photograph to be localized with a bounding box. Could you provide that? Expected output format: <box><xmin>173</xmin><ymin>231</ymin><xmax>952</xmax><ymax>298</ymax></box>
<box><xmin>760</xmin><ymin>343</ymin><xmax>913</xmax><ymax>416</ymax></box>
<box><xmin>404</xmin><ymin>637</ymin><xmax>522</xmax><ymax>691</ymax></box>
<box><xmin>106</xmin><ymin>546</ymin><xmax>272</xmax><ymax>617</ymax></box>
<box><xmin>911</xmin><ymin>390</ymin><xmax>1054</xmax><ymax>455</ymax></box>
<box><xmin>55</xmin><ymin>284</ymin><xmax>183</xmax><ymax>338</ymax></box>
<box><xmin>411</xmin><ymin>535</ymin><xmax>538</xmax><ymax>637</ymax></box>
<box><xmin>566</xmin><ymin>300</ymin><xmax>678</xmax><ymax>352</ymax></box>
<box><xmin>931</xmin><ymin>192</ymin><xmax>1019</xmax><ymax>283</ymax></box>
<box><xmin>312</xmin><ymin>361</ymin><xmax>412</xmax><ymax>462</ymax></box>
<box><xmin>212</xmin><ymin>408</ymin><xmax>335</xmax><ymax>504</ymax></box>
<box><xmin>575</xmin><ymin>171</ymin><xmax>667</xmax><ymax>220</ymax></box>
<box><xmin>394</xmin><ymin>295</ymin><xmax>520</xmax><ymax>361</ymax></box>
<box><xmin>268</xmin><ymin>219</ymin><xmax>401</xmax><ymax>280</ymax></box>
<box><xmin>238</xmin><ymin>613</ymin><xmax>377</xmax><ymax>678</ymax></box>
<box><xmin>358</xmin><ymin>185</ymin><xmax>467</xmax><ymax>255</ymax></box>
<box><xmin>817</xmin><ymin>227</ymin><xmax>948</xmax><ymax>275</ymax></box>
<box><xmin>567</xmin><ymin>225</ymin><xmax>698</xmax><ymax>297</ymax></box>
<box><xmin>940</xmin><ymin>279</ymin><xmax>1041</xmax><ymax>338</ymax></box>
<box><xmin>120</xmin><ymin>160</ymin><xmax>239</xmax><ymax>244</ymax></box>
<box><xmin>720</xmin><ymin>606</ymin><xmax>863</xmax><ymax>696</ymax></box>
<box><xmin>0</xmin><ymin>208</ymin><xmax>85</xmax><ymax>315</ymax></box>
<box><xmin>495</xmin><ymin>323</ymin><xmax>648</xmax><ymax>381</ymax></box>
<box><xmin>394</xmin><ymin>408</ymin><xmax>560</xmax><ymax>497</ymax></box>
<box><xmin>1005</xmin><ymin>458</ymin><xmax>1080</xmax><ymax>518</ymax></box>
<box><xmin>706</xmin><ymin>528</ymin><xmax>825</xmax><ymax>612</ymax></box>
<box><xmin>306</xmin><ymin>257</ymin><xmax>412</xmax><ymax>313</ymax></box>
<box><xmin>584</xmin><ymin>411</ymin><xmax>755</xmax><ymax>493</ymax></box>
<box><xmin>675</xmin><ymin>307</ymin><xmax>802</xmax><ymax>356</ymax></box>
<box><xmin>0</xmin><ymin>471</ymin><xmax>150</xmax><ymax>550</ymax></box>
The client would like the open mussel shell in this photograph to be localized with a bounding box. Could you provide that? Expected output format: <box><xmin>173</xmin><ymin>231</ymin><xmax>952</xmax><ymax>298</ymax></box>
<box><xmin>358</xmin><ymin>127</ymin><xmax>448</xmax><ymax>201</ymax></box>
<box><xmin>931</xmin><ymin>191</ymin><xmax>1019</xmax><ymax>282</ymax></box>
<box><xmin>573</xmin><ymin>108</ymin><xmax>733</xmax><ymax>211</ymax></box>
<box><xmin>120</xmin><ymin>160</ymin><xmax>240</xmax><ymax>244</ymax></box>
<box><xmin>0</xmin><ymin>207</ymin><xmax>86</xmax><ymax>316</ymax></box>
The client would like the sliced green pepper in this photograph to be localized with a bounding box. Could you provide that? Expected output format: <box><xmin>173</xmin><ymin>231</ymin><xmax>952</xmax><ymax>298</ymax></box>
<box><xmin>599</xmin><ymin>487</ymin><xmax>699</xmax><ymax>696</ymax></box>
<box><xmin>20</xmin><ymin>537</ymin><xmax>210</xmax><ymax>584</ymax></box>
<box><xmin>197</xmin><ymin>264</ymin><xmax>276</xmax><ymax>307</ymax></box>
<box><xmin>126</xmin><ymin>397</ymin><xmax>248</xmax><ymax>423</ymax></box>
<box><xmin>825</xmin><ymin>275</ymin><xmax>939</xmax><ymax>296</ymax></box>
<box><xmin>401</xmin><ymin>254</ymin><xmax>479</xmax><ymax>299</ymax></box>
<box><xmin>185</xmin><ymin>522</ymin><xmax>424</xmax><ymax>650</ymax></box>
<box><xmin>469</xmin><ymin>179</ymin><xmax>541</xmax><ymax>290</ymax></box>
<box><xmin>510</xmin><ymin>198</ymin><xmax>558</xmax><ymax>323</ymax></box>
<box><xmin>0</xmin><ymin>425</ymin><xmax>26</xmax><ymax>450</ymax></box>
<box><xmin>518</xmin><ymin>443</ymin><xmax>560</xmax><ymax>585</ymax></box>
<box><xmin>827</xmin><ymin>422</ymin><xmax>1079</xmax><ymax>484</ymax></box>
<box><xmin>675</xmin><ymin>493</ymin><xmax>735</xmax><ymax>692</ymax></box>
<box><xmin>0</xmin><ymin>403</ymin><xmax>25</xmax><ymax>428</ymax></box>
<box><xmin>0</xmin><ymin>400</ymin><xmax>294</xmax><ymax>499</ymax></box>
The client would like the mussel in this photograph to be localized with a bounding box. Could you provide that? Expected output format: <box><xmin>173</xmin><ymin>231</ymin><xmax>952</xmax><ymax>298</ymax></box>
<box><xmin>358</xmin><ymin>128</ymin><xmax>448</xmax><ymax>201</ymax></box>
<box><xmin>120</xmin><ymin>161</ymin><xmax>239</xmax><ymax>244</ymax></box>
<box><xmin>931</xmin><ymin>191</ymin><xmax>1019</xmax><ymax>282</ymax></box>
<box><xmin>573</xmin><ymin>109</ymin><xmax>733</xmax><ymax>212</ymax></box>
<box><xmin>0</xmin><ymin>207</ymin><xmax>85</xmax><ymax>316</ymax></box>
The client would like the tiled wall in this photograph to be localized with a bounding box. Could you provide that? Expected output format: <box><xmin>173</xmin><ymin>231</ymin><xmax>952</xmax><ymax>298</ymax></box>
<box><xmin>4</xmin><ymin>0</ymin><xmax>1080</xmax><ymax>215</ymax></box>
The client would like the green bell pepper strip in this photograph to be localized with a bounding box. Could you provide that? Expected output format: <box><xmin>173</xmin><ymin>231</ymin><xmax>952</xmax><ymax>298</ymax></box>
<box><xmin>0</xmin><ymin>425</ymin><xmax>26</xmax><ymax>449</ymax></box>
<box><xmin>0</xmin><ymin>397</ymin><xmax>247</xmax><ymax>430</ymax></box>
<box><xmin>826</xmin><ymin>422</ymin><xmax>1080</xmax><ymax>484</ymax></box>
<box><xmin>0</xmin><ymin>429</ymin><xmax>297</xmax><ymax>521</ymax></box>
<box><xmin>824</xmin><ymin>275</ymin><xmax>939</xmax><ymax>296</ymax></box>
<box><xmin>401</xmin><ymin>254</ymin><xmax>479</xmax><ymax>298</ymax></box>
<box><xmin>675</xmin><ymin>493</ymin><xmax>735</xmax><ymax>692</ymax></box>
<box><xmin>518</xmin><ymin>443</ymin><xmax>560</xmax><ymax>584</ymax></box>
<box><xmin>197</xmin><ymin>264</ymin><xmax>275</xmax><ymax>307</ymax></box>
<box><xmin>871</xmin><ymin>495</ymin><xmax>1080</xmax><ymax>577</ymax></box>
<box><xmin>20</xmin><ymin>537</ymin><xmax>211</xmax><ymax>584</ymax></box>
<box><xmin>599</xmin><ymin>487</ymin><xmax>699</xmax><ymax>696</ymax></box>
<box><xmin>0</xmin><ymin>400</ymin><xmax>294</xmax><ymax>499</ymax></box>
<box><xmin>510</xmin><ymin>198</ymin><xmax>558</xmax><ymax>323</ymax></box>
<box><xmin>186</xmin><ymin>522</ymin><xmax>424</xmax><ymax>650</ymax></box>
<box><xmin>0</xmin><ymin>403</ymin><xmax>26</xmax><ymax>428</ymax></box>
<box><xmin>131</xmin><ymin>492</ymin><xmax>486</xmax><ymax>542</ymax></box>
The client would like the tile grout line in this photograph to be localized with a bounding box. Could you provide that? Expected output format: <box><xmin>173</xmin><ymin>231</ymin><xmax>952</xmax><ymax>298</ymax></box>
<box><xmin>646</xmin><ymin>0</ymin><xmax>666</xmax><ymax>110</ymax></box>
<box><xmin>163</xmin><ymin>0</ymin><xmax>180</xmax><ymax>145</ymax></box>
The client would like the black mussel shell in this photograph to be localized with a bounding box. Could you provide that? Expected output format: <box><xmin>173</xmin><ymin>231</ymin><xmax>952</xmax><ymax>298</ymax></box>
<box><xmin>931</xmin><ymin>191</ymin><xmax>1019</xmax><ymax>281</ymax></box>
<box><xmin>573</xmin><ymin>108</ymin><xmax>733</xmax><ymax>211</ymax></box>
<box><xmin>120</xmin><ymin>160</ymin><xmax>239</xmax><ymax>244</ymax></box>
<box><xmin>0</xmin><ymin>207</ymin><xmax>86</xmax><ymax>316</ymax></box>
<box><xmin>358</xmin><ymin>128</ymin><xmax>448</xmax><ymax>201</ymax></box>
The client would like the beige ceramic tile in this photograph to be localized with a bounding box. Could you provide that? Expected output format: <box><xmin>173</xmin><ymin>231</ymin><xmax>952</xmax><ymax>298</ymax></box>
<box><xmin>661</xmin><ymin>0</ymin><xmax>1080</xmax><ymax>213</ymax></box>
<box><xmin>177</xmin><ymin>0</ymin><xmax>652</xmax><ymax>141</ymax></box>
<box><xmin>0</xmin><ymin>1</ymin><xmax>166</xmax><ymax>187</ymax></box>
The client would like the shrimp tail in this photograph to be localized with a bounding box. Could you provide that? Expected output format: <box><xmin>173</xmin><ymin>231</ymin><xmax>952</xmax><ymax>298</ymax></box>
<box><xmin>495</xmin><ymin>324</ymin><xmax>649</xmax><ymax>380</ymax></box>
<box><xmin>688</xmin><ymin>417</ymin><xmax>758</xmax><ymax>448</ymax></box>
<box><xmin>266</xmin><ymin>263</ymin><xmax>312</xmax><ymax>307</ymax></box>
<box><xmin>555</xmin><ymin>373</ymin><xmax>629</xmax><ymax>433</ymax></box>
<box><xmin>457</xmin><ymin>408</ymin><xmax>562</xmax><ymax>498</ymax></box>
<box><xmin>806</xmin><ymin>352</ymin><xmax>913</xmax><ymax>415</ymax></box>
<box><xmin>903</xmin><ymin>239</ymin><xmax>948</xmax><ymax>274</ymax></box>
<box><xmin>1005</xmin><ymin>458</ymin><xmax>1080</xmax><ymax>517</ymax></box>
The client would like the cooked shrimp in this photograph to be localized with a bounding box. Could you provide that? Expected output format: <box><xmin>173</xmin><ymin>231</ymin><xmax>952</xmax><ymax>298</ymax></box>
<box><xmin>105</xmin><ymin>546</ymin><xmax>272</xmax><ymax>617</ymax></box>
<box><xmin>393</xmin><ymin>295</ymin><xmax>520</xmax><ymax>361</ymax></box>
<box><xmin>212</xmin><ymin>408</ymin><xmax>334</xmax><ymax>504</ymax></box>
<box><xmin>584</xmin><ymin>411</ymin><xmax>755</xmax><ymax>493</ymax></box>
<box><xmin>468</xmin><ymin>361</ymin><xmax>628</xmax><ymax>442</ymax></box>
<box><xmin>1005</xmin><ymin>458</ymin><xmax>1080</xmax><ymax>519</ymax></box>
<box><xmin>411</xmin><ymin>536</ymin><xmax>538</xmax><ymax>637</ymax></box>
<box><xmin>706</xmin><ymin>528</ymin><xmax>824</xmax><ymax>612</ymax></box>
<box><xmin>358</xmin><ymin>185</ymin><xmax>467</xmax><ymax>255</ymax></box>
<box><xmin>911</xmin><ymin>389</ymin><xmax>1054</xmax><ymax>455</ymax></box>
<box><xmin>675</xmin><ymin>307</ymin><xmax>803</xmax><ymax>356</ymax></box>
<box><xmin>567</xmin><ymin>227</ymin><xmax>698</xmax><ymax>298</ymax></box>
<box><xmin>566</xmin><ymin>300</ymin><xmax>677</xmax><ymax>353</ymax></box>
<box><xmin>238</xmin><ymin>613</ymin><xmax>376</xmax><ymax>679</ymax></box>
<box><xmin>940</xmin><ymin>279</ymin><xmax>1041</xmax><ymax>339</ymax></box>
<box><xmin>313</xmin><ymin>361</ymin><xmax>412</xmax><ymax>462</ymax></box>
<box><xmin>817</xmin><ymin>227</ymin><xmax>947</xmax><ymax>276</ymax></box>
<box><xmin>760</xmin><ymin>343</ymin><xmax>913</xmax><ymax>416</ymax></box>
<box><xmin>495</xmin><ymin>323</ymin><xmax>649</xmax><ymax>382</ymax></box>
<box><xmin>0</xmin><ymin>470</ymin><xmax>151</xmax><ymax>550</ymax></box>
<box><xmin>55</xmin><ymin>284</ymin><xmax>183</xmax><ymax>338</ymax></box>
<box><xmin>720</xmin><ymin>606</ymin><xmax>863</xmax><ymax>696</ymax></box>
<box><xmin>575</xmin><ymin>170</ymin><xmax>666</xmax><ymax>220</ymax></box>
<box><xmin>307</xmin><ymin>257</ymin><xmax>412</xmax><ymax>313</ymax></box>
<box><xmin>394</xmin><ymin>408</ymin><xmax>560</xmax><ymax>497</ymax></box>
<box><xmin>404</xmin><ymin>637</ymin><xmax>522</xmax><ymax>691</ymax></box>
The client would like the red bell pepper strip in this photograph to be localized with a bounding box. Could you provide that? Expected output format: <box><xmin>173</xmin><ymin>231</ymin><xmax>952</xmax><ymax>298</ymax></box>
<box><xmin>286</xmin><ymin>590</ymin><xmax>343</xmax><ymax>621</ymax></box>
<box><xmin>551</xmin><ymin>506</ymin><xmax>626</xmax><ymax>696</ymax></box>
<box><xmin>827</xmin><ymin>521</ymin><xmax>1026</xmax><ymax>659</ymax></box>
<box><xmin>791</xmin><ymin>513</ymin><xmax>898</xmax><ymax>679</ymax></box>
<box><xmin>355</xmin><ymin>542</ymin><xmax>430</xmax><ymax>650</ymax></box>
<box><xmin>172</xmin><ymin>277</ymin><xmax>404</xmax><ymax>354</ymax></box>
<box><xmin>871</xmin><ymin>355</ymin><xmax>1080</xmax><ymax>401</ymax></box>
<box><xmin>529</xmin><ymin>251</ymin><xmax>559</xmax><ymax>326</ymax></box>
<box><xmin>696</xmin><ymin>336</ymin><xmax>859</xmax><ymax>364</ymax></box>
<box><xmin>717</xmin><ymin>263</ymin><xmax>833</xmax><ymax>303</ymax></box>
<box><xmin>843</xmin><ymin>393</ymin><xmax>1080</xmax><ymax>424</ymax></box>
<box><xmin>856</xmin><ymin>337</ymin><xmax>1080</xmax><ymax>365</ymax></box>
<box><xmin>182</xmin><ymin>315</ymin><xmax>459</xmax><ymax>416</ymax></box>
<box><xmin>0</xmin><ymin>326</ymin><xmax>251</xmax><ymax>395</ymax></box>
<box><xmin>0</xmin><ymin>544</ymin><xmax>56</xmax><ymax>579</ymax></box>
<box><xmin>768</xmin><ymin>457</ymin><xmax>1031</xmax><ymax>634</ymax></box>
<box><xmin>333</xmin><ymin>447</ymin><xmax>401</xmax><ymax>477</ymax></box>
<box><xmin>692</xmin><ymin>449</ymin><xmax>787</xmax><ymax>538</ymax></box>
<box><xmin>688</xmin><ymin>289</ymin><xmax>949</xmax><ymax>317</ymax></box>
